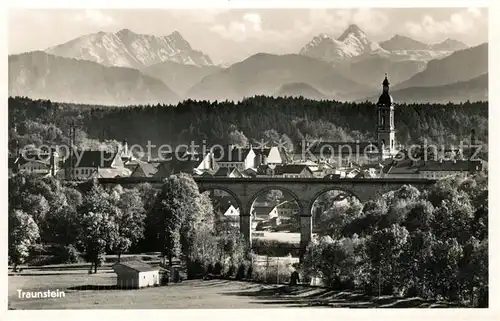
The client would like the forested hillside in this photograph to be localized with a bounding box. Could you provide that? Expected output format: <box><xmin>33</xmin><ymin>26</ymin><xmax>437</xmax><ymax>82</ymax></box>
<box><xmin>9</xmin><ymin>96</ymin><xmax>488</xmax><ymax>157</ymax></box>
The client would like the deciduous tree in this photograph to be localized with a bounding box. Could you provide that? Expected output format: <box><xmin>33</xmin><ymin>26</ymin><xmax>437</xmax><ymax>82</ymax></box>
<box><xmin>8</xmin><ymin>210</ymin><xmax>40</xmax><ymax>271</ymax></box>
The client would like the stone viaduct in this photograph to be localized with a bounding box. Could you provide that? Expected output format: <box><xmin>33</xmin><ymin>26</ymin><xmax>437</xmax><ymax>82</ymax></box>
<box><xmin>96</xmin><ymin>177</ymin><xmax>436</xmax><ymax>250</ymax></box>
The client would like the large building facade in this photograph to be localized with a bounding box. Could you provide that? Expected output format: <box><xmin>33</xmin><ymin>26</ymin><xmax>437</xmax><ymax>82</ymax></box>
<box><xmin>377</xmin><ymin>74</ymin><xmax>397</xmax><ymax>158</ymax></box>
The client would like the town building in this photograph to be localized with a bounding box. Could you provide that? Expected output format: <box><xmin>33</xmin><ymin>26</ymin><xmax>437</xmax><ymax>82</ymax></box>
<box><xmin>112</xmin><ymin>261</ymin><xmax>160</xmax><ymax>289</ymax></box>
<box><xmin>64</xmin><ymin>150</ymin><xmax>131</xmax><ymax>180</ymax></box>
<box><xmin>275</xmin><ymin>164</ymin><xmax>314</xmax><ymax>178</ymax></box>
<box><xmin>382</xmin><ymin>159</ymin><xmax>484</xmax><ymax>179</ymax></box>
<box><xmin>268</xmin><ymin>201</ymin><xmax>300</xmax><ymax>219</ymax></box>
<box><xmin>9</xmin><ymin>149</ymin><xmax>60</xmax><ymax>177</ymax></box>
<box><xmin>212</xmin><ymin>146</ymin><xmax>256</xmax><ymax>170</ymax></box>
<box><xmin>212</xmin><ymin>167</ymin><xmax>246</xmax><ymax>178</ymax></box>
<box><xmin>253</xmin><ymin>146</ymin><xmax>290</xmax><ymax>166</ymax></box>
<box><xmin>129</xmin><ymin>160</ymin><xmax>159</xmax><ymax>178</ymax></box>
<box><xmin>290</xmin><ymin>75</ymin><xmax>398</xmax><ymax>165</ymax></box>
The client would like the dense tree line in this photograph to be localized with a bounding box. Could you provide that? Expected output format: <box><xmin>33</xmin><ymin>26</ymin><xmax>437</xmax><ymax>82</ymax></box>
<box><xmin>8</xmin><ymin>172</ymin><xmax>246</xmax><ymax>276</ymax></box>
<box><xmin>301</xmin><ymin>173</ymin><xmax>488</xmax><ymax>307</ymax></box>
<box><xmin>9</xmin><ymin>96</ymin><xmax>487</xmax><ymax>158</ymax></box>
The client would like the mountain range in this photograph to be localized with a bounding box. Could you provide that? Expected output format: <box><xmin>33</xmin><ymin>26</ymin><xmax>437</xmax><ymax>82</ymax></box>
<box><xmin>359</xmin><ymin>73</ymin><xmax>488</xmax><ymax>104</ymax></box>
<box><xmin>275</xmin><ymin>82</ymin><xmax>328</xmax><ymax>100</ymax></box>
<box><xmin>299</xmin><ymin>24</ymin><xmax>465</xmax><ymax>65</ymax></box>
<box><xmin>394</xmin><ymin>43</ymin><xmax>488</xmax><ymax>89</ymax></box>
<box><xmin>379</xmin><ymin>34</ymin><xmax>468</xmax><ymax>51</ymax></box>
<box><xmin>9</xmin><ymin>51</ymin><xmax>179</xmax><ymax>105</ymax></box>
<box><xmin>186</xmin><ymin>53</ymin><xmax>368</xmax><ymax>101</ymax></box>
<box><xmin>8</xmin><ymin>25</ymin><xmax>488</xmax><ymax>105</ymax></box>
<box><xmin>46</xmin><ymin>29</ymin><xmax>213</xmax><ymax>69</ymax></box>
<box><xmin>299</xmin><ymin>24</ymin><xmax>390</xmax><ymax>64</ymax></box>
<box><xmin>141</xmin><ymin>61</ymin><xmax>222</xmax><ymax>96</ymax></box>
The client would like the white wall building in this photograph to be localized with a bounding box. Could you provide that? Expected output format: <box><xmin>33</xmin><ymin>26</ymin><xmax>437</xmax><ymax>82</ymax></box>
<box><xmin>112</xmin><ymin>261</ymin><xmax>160</xmax><ymax>289</ymax></box>
<box><xmin>212</xmin><ymin>146</ymin><xmax>256</xmax><ymax>171</ymax></box>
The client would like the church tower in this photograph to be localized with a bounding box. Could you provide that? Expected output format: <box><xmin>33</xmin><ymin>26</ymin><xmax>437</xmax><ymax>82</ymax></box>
<box><xmin>376</xmin><ymin>74</ymin><xmax>395</xmax><ymax>157</ymax></box>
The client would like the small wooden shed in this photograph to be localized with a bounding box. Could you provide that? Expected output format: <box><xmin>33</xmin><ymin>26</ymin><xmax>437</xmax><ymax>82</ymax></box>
<box><xmin>112</xmin><ymin>261</ymin><xmax>160</xmax><ymax>289</ymax></box>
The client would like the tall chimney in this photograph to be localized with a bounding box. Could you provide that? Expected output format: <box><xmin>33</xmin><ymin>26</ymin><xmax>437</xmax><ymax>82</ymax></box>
<box><xmin>15</xmin><ymin>140</ymin><xmax>20</xmax><ymax>157</ymax></box>
<box><xmin>50</xmin><ymin>148</ymin><xmax>58</xmax><ymax>176</ymax></box>
<box><xmin>123</xmin><ymin>139</ymin><xmax>128</xmax><ymax>156</ymax></box>
<box><xmin>470</xmin><ymin>129</ymin><xmax>476</xmax><ymax>160</ymax></box>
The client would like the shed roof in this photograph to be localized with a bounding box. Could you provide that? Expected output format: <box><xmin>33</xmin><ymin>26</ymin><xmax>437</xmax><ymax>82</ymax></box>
<box><xmin>112</xmin><ymin>260</ymin><xmax>158</xmax><ymax>272</ymax></box>
<box><xmin>64</xmin><ymin>151</ymin><xmax>119</xmax><ymax>168</ymax></box>
<box><xmin>275</xmin><ymin>164</ymin><xmax>312</xmax><ymax>175</ymax></box>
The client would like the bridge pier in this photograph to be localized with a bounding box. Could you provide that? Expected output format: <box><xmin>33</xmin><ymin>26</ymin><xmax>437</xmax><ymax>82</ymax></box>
<box><xmin>240</xmin><ymin>213</ymin><xmax>252</xmax><ymax>248</ymax></box>
<box><xmin>300</xmin><ymin>215</ymin><xmax>312</xmax><ymax>250</ymax></box>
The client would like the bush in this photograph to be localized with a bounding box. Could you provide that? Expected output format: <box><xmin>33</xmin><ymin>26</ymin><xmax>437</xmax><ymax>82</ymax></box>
<box><xmin>160</xmin><ymin>271</ymin><xmax>169</xmax><ymax>285</ymax></box>
<box><xmin>251</xmin><ymin>261</ymin><xmax>292</xmax><ymax>284</ymax></box>
<box><xmin>382</xmin><ymin>282</ymin><xmax>395</xmax><ymax>295</ymax></box>
<box><xmin>235</xmin><ymin>263</ymin><xmax>247</xmax><ymax>280</ymax></box>
<box><xmin>328</xmin><ymin>276</ymin><xmax>343</xmax><ymax>290</ymax></box>
<box><xmin>96</xmin><ymin>255</ymin><xmax>105</xmax><ymax>267</ymax></box>
<box><xmin>247</xmin><ymin>265</ymin><xmax>253</xmax><ymax>280</ymax></box>
<box><xmin>251</xmin><ymin>239</ymin><xmax>301</xmax><ymax>257</ymax></box>
<box><xmin>206</xmin><ymin>263</ymin><xmax>214</xmax><ymax>275</ymax></box>
<box><xmin>187</xmin><ymin>259</ymin><xmax>205</xmax><ymax>279</ymax></box>
<box><xmin>56</xmin><ymin>245</ymin><xmax>82</xmax><ymax>264</ymax></box>
<box><xmin>405</xmin><ymin>285</ymin><xmax>421</xmax><ymax>298</ymax></box>
<box><xmin>342</xmin><ymin>277</ymin><xmax>355</xmax><ymax>291</ymax></box>
<box><xmin>226</xmin><ymin>265</ymin><xmax>236</xmax><ymax>279</ymax></box>
<box><xmin>213</xmin><ymin>262</ymin><xmax>224</xmax><ymax>276</ymax></box>
<box><xmin>27</xmin><ymin>255</ymin><xmax>55</xmax><ymax>266</ymax></box>
<box><xmin>28</xmin><ymin>244</ymin><xmax>47</xmax><ymax>257</ymax></box>
<box><xmin>290</xmin><ymin>270</ymin><xmax>300</xmax><ymax>285</ymax></box>
<box><xmin>27</xmin><ymin>245</ymin><xmax>83</xmax><ymax>266</ymax></box>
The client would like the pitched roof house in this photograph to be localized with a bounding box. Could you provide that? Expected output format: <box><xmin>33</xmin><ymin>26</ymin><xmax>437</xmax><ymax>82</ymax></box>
<box><xmin>253</xmin><ymin>146</ymin><xmax>290</xmax><ymax>165</ymax></box>
<box><xmin>275</xmin><ymin>164</ymin><xmax>314</xmax><ymax>178</ymax></box>
<box><xmin>129</xmin><ymin>161</ymin><xmax>159</xmax><ymax>178</ymax></box>
<box><xmin>11</xmin><ymin>150</ymin><xmax>60</xmax><ymax>177</ymax></box>
<box><xmin>382</xmin><ymin>159</ymin><xmax>483</xmax><ymax>179</ymax></box>
<box><xmin>213</xmin><ymin>167</ymin><xmax>245</xmax><ymax>178</ymax></box>
<box><xmin>64</xmin><ymin>150</ymin><xmax>130</xmax><ymax>180</ymax></box>
<box><xmin>211</xmin><ymin>146</ymin><xmax>256</xmax><ymax>170</ymax></box>
<box><xmin>112</xmin><ymin>261</ymin><xmax>160</xmax><ymax>289</ymax></box>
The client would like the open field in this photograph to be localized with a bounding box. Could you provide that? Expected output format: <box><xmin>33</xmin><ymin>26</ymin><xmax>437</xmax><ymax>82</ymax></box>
<box><xmin>9</xmin><ymin>268</ymin><xmax>458</xmax><ymax>309</ymax></box>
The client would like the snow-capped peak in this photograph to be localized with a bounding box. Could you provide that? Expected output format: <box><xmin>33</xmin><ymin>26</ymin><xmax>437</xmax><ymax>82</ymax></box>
<box><xmin>337</xmin><ymin>24</ymin><xmax>366</xmax><ymax>42</ymax></box>
<box><xmin>117</xmin><ymin>28</ymin><xmax>134</xmax><ymax>35</ymax></box>
<box><xmin>45</xmin><ymin>29</ymin><xmax>213</xmax><ymax>69</ymax></box>
<box><xmin>432</xmin><ymin>38</ymin><xmax>468</xmax><ymax>51</ymax></box>
<box><xmin>318</xmin><ymin>33</ymin><xmax>332</xmax><ymax>39</ymax></box>
<box><xmin>299</xmin><ymin>24</ymin><xmax>388</xmax><ymax>63</ymax></box>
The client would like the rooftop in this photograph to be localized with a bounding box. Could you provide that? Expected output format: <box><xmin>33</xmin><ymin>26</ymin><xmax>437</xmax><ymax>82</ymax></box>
<box><xmin>213</xmin><ymin>147</ymin><xmax>252</xmax><ymax>163</ymax></box>
<box><xmin>295</xmin><ymin>141</ymin><xmax>380</xmax><ymax>155</ymax></box>
<box><xmin>112</xmin><ymin>260</ymin><xmax>158</xmax><ymax>272</ymax></box>
<box><xmin>276</xmin><ymin>164</ymin><xmax>311</xmax><ymax>175</ymax></box>
<box><xmin>384</xmin><ymin>159</ymin><xmax>483</xmax><ymax>174</ymax></box>
<box><xmin>65</xmin><ymin>151</ymin><xmax>120</xmax><ymax>168</ymax></box>
<box><xmin>130</xmin><ymin>161</ymin><xmax>159</xmax><ymax>177</ymax></box>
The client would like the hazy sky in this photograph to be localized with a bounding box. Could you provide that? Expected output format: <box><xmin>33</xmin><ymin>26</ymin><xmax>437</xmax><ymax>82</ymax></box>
<box><xmin>9</xmin><ymin>8</ymin><xmax>488</xmax><ymax>64</ymax></box>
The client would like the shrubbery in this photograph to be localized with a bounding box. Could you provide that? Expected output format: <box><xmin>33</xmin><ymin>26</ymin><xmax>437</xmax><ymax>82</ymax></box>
<box><xmin>186</xmin><ymin>259</ymin><xmax>206</xmax><ymax>279</ymax></box>
<box><xmin>300</xmin><ymin>175</ymin><xmax>488</xmax><ymax>307</ymax></box>
<box><xmin>252</xmin><ymin>239</ymin><xmax>300</xmax><ymax>257</ymax></box>
<box><xmin>235</xmin><ymin>263</ymin><xmax>247</xmax><ymax>280</ymax></box>
<box><xmin>213</xmin><ymin>262</ymin><xmax>224</xmax><ymax>276</ymax></box>
<box><xmin>55</xmin><ymin>245</ymin><xmax>82</xmax><ymax>264</ymax></box>
<box><xmin>226</xmin><ymin>265</ymin><xmax>237</xmax><ymax>278</ymax></box>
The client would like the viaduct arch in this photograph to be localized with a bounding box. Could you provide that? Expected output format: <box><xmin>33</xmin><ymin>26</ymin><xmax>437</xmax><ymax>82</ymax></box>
<box><xmin>96</xmin><ymin>177</ymin><xmax>436</xmax><ymax>250</ymax></box>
